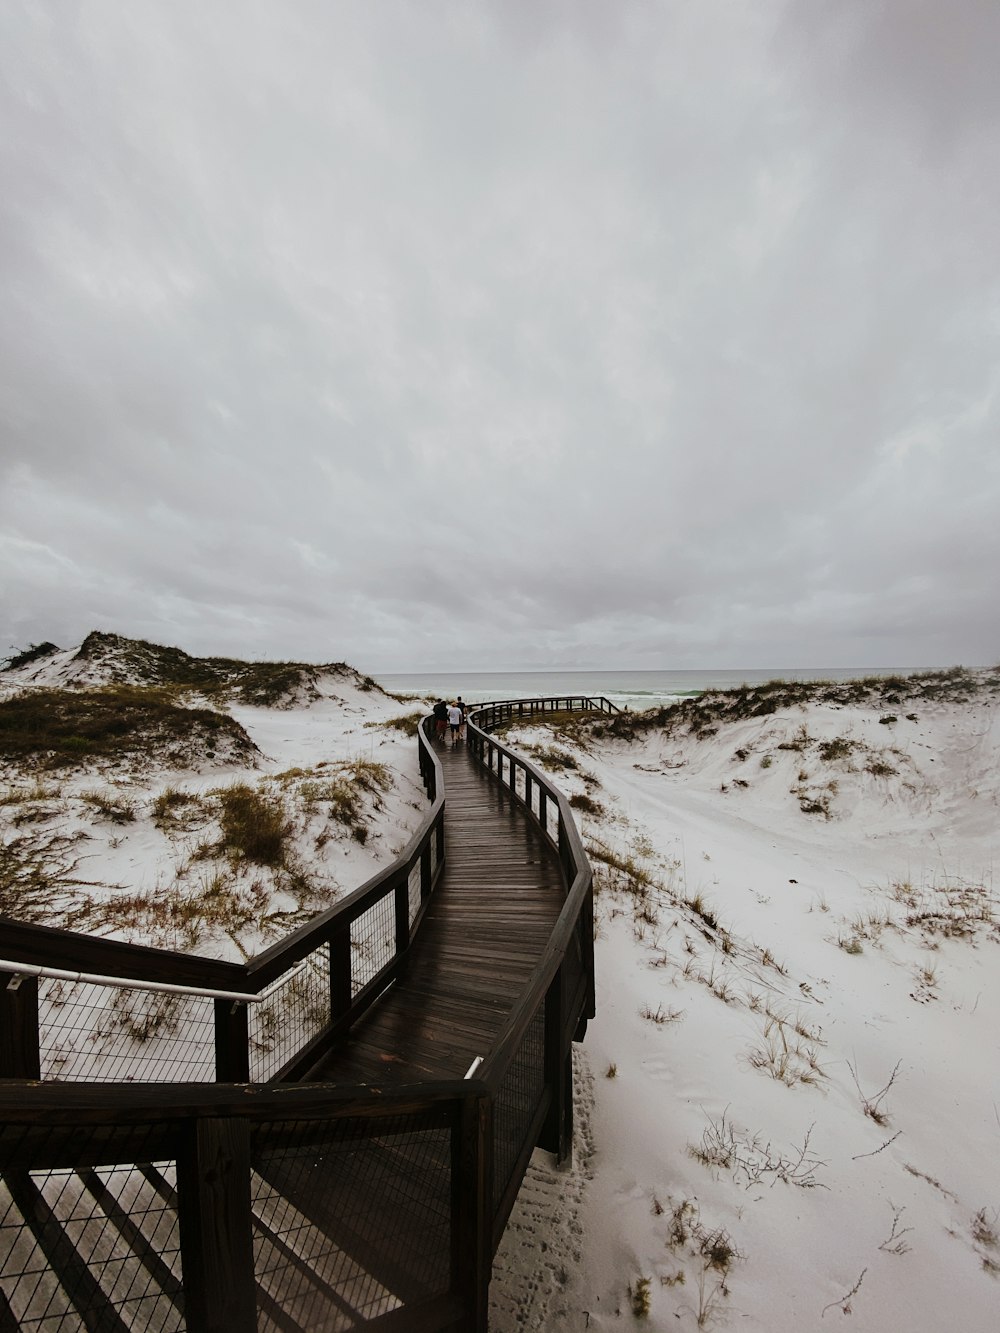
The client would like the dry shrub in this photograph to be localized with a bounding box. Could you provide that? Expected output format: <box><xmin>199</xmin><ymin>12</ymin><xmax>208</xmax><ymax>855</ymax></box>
<box><xmin>216</xmin><ymin>783</ymin><xmax>290</xmax><ymax>866</ymax></box>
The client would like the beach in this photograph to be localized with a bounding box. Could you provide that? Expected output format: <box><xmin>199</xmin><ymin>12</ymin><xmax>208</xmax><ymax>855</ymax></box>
<box><xmin>2</xmin><ymin>643</ymin><xmax>998</xmax><ymax>1329</ymax></box>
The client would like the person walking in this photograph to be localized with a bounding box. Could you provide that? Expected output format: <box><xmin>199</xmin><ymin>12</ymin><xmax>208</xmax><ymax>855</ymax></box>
<box><xmin>447</xmin><ymin>701</ymin><xmax>463</xmax><ymax>742</ymax></box>
<box><xmin>456</xmin><ymin>696</ymin><xmax>467</xmax><ymax>740</ymax></box>
<box><xmin>433</xmin><ymin>699</ymin><xmax>449</xmax><ymax>740</ymax></box>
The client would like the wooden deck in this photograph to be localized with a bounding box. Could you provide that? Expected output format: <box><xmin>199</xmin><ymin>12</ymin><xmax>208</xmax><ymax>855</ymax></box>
<box><xmin>308</xmin><ymin>738</ymin><xmax>567</xmax><ymax>1086</ymax></box>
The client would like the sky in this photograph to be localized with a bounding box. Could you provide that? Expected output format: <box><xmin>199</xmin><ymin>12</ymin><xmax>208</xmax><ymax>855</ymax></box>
<box><xmin>1</xmin><ymin>1</ymin><xmax>998</xmax><ymax>673</ymax></box>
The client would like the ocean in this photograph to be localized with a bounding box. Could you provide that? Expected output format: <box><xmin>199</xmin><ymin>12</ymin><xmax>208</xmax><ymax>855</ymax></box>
<box><xmin>373</xmin><ymin>668</ymin><xmax>921</xmax><ymax>713</ymax></box>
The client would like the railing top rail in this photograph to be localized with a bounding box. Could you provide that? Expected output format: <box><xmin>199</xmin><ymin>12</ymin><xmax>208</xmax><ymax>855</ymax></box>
<box><xmin>0</xmin><ymin>1073</ymin><xmax>483</xmax><ymax>1123</ymax></box>
<box><xmin>0</xmin><ymin>958</ymin><xmax>272</xmax><ymax>1005</ymax></box>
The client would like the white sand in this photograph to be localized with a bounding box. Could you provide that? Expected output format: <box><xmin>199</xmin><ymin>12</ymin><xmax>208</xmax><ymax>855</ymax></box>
<box><xmin>491</xmin><ymin>683</ymin><xmax>1000</xmax><ymax>1331</ymax></box>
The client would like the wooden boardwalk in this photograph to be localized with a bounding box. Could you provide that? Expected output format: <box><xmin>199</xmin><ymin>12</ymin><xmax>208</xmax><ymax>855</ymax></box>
<box><xmin>308</xmin><ymin>738</ymin><xmax>567</xmax><ymax>1086</ymax></box>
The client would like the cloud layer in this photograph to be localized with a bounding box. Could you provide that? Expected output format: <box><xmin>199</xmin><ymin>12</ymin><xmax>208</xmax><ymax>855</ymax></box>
<box><xmin>2</xmin><ymin>1</ymin><xmax>997</xmax><ymax>670</ymax></box>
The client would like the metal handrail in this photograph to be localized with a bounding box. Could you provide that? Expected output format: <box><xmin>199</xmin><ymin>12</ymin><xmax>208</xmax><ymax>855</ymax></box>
<box><xmin>0</xmin><ymin>959</ymin><xmax>273</xmax><ymax>1004</ymax></box>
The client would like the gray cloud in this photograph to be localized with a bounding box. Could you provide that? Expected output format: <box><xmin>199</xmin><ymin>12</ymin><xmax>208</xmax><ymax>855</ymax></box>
<box><xmin>1</xmin><ymin>0</ymin><xmax>997</xmax><ymax>671</ymax></box>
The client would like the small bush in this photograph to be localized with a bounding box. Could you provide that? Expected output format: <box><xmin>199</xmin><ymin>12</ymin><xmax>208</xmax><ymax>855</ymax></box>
<box><xmin>818</xmin><ymin>737</ymin><xmax>856</xmax><ymax>762</ymax></box>
<box><xmin>526</xmin><ymin>744</ymin><xmax>579</xmax><ymax>772</ymax></box>
<box><xmin>2</xmin><ymin>642</ymin><xmax>60</xmax><ymax>671</ymax></box>
<box><xmin>215</xmin><ymin>784</ymin><xmax>290</xmax><ymax>866</ymax></box>
<box><xmin>80</xmin><ymin>789</ymin><xmax>136</xmax><ymax>824</ymax></box>
<box><xmin>631</xmin><ymin>1276</ymin><xmax>652</xmax><ymax>1317</ymax></box>
<box><xmin>569</xmin><ymin>792</ymin><xmax>604</xmax><ymax>817</ymax></box>
<box><xmin>364</xmin><ymin>711</ymin><xmax>423</xmax><ymax>737</ymax></box>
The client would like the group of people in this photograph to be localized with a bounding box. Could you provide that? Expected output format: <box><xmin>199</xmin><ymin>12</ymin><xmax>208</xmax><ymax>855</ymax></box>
<box><xmin>432</xmin><ymin>697</ymin><xmax>466</xmax><ymax>742</ymax></box>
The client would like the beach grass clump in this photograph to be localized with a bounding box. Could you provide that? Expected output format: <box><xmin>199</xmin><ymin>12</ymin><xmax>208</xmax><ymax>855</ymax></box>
<box><xmin>640</xmin><ymin>1002</ymin><xmax>685</xmax><ymax>1025</ymax></box>
<box><xmin>74</xmin><ymin>869</ymin><xmax>276</xmax><ymax>953</ymax></box>
<box><xmin>0</xmin><ymin>685</ymin><xmax>257</xmax><ymax>770</ymax></box>
<box><xmin>0</xmin><ymin>830</ymin><xmax>92</xmax><ymax>925</ymax></box>
<box><xmin>630</xmin><ymin>1276</ymin><xmax>652</xmax><ymax>1317</ymax></box>
<box><xmin>151</xmin><ymin>786</ymin><xmax>207</xmax><ymax>830</ymax></box>
<box><xmin>889</xmin><ymin>874</ymin><xmax>997</xmax><ymax>941</ymax></box>
<box><xmin>215</xmin><ymin>783</ymin><xmax>290</xmax><ymax>866</ymax></box>
<box><xmin>586</xmin><ymin>836</ymin><xmax>656</xmax><ymax>902</ymax></box>
<box><xmin>569</xmin><ymin>791</ymin><xmax>605</xmax><ymax>817</ymax></box>
<box><xmin>363</xmin><ymin>711</ymin><xmax>423</xmax><ymax>737</ymax></box>
<box><xmin>524</xmin><ymin>743</ymin><xmax>579</xmax><ymax>773</ymax></box>
<box><xmin>817</xmin><ymin>736</ymin><xmax>857</xmax><ymax>762</ymax></box>
<box><xmin>298</xmin><ymin>758</ymin><xmax>392</xmax><ymax>844</ymax></box>
<box><xmin>684</xmin><ymin>891</ymin><xmax>719</xmax><ymax>932</ymax></box>
<box><xmin>79</xmin><ymin>789</ymin><xmax>137</xmax><ymax>824</ymax></box>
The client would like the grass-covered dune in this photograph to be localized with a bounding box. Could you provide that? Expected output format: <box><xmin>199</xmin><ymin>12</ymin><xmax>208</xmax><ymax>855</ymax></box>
<box><xmin>592</xmin><ymin>665</ymin><xmax>1000</xmax><ymax>740</ymax></box>
<box><xmin>0</xmin><ymin>685</ymin><xmax>259</xmax><ymax>770</ymax></box>
<box><xmin>2</xmin><ymin>630</ymin><xmax>387</xmax><ymax>707</ymax></box>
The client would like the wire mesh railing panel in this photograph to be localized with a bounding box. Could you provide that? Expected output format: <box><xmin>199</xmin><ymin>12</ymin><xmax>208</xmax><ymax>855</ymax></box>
<box><xmin>249</xmin><ymin>947</ymin><xmax>331</xmax><ymax>1083</ymax></box>
<box><xmin>350</xmin><ymin>896</ymin><xmax>396</xmax><ymax>996</ymax></box>
<box><xmin>37</xmin><ymin>979</ymin><xmax>216</xmax><ymax>1083</ymax></box>
<box><xmin>0</xmin><ymin>1137</ymin><xmax>183</xmax><ymax>1333</ymax></box>
<box><xmin>491</xmin><ymin>1006</ymin><xmax>546</xmax><ymax>1212</ymax></box>
<box><xmin>251</xmin><ymin>1115</ymin><xmax>453</xmax><ymax>1328</ymax></box>
<box><xmin>407</xmin><ymin>862</ymin><xmax>421</xmax><ymax>928</ymax></box>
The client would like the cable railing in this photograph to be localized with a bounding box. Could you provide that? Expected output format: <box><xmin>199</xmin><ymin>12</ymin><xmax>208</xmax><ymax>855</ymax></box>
<box><xmin>0</xmin><ymin>697</ymin><xmax>610</xmax><ymax>1331</ymax></box>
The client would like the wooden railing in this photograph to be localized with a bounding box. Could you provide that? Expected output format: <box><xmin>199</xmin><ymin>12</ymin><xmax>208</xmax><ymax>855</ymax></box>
<box><xmin>0</xmin><ymin>719</ymin><xmax>445</xmax><ymax>1085</ymax></box>
<box><xmin>0</xmin><ymin>698</ymin><xmax>610</xmax><ymax>1331</ymax></box>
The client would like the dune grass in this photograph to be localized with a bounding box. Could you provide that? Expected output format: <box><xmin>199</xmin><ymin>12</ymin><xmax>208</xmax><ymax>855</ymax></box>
<box><xmin>0</xmin><ymin>685</ymin><xmax>257</xmax><ymax>769</ymax></box>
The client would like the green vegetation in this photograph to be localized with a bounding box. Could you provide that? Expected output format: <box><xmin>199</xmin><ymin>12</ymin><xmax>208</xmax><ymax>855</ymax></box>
<box><xmin>0</xmin><ymin>686</ymin><xmax>257</xmax><ymax>769</ymax></box>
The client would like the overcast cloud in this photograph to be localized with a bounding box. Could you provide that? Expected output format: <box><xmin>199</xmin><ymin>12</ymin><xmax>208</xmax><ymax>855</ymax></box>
<box><xmin>1</xmin><ymin>0</ymin><xmax>998</xmax><ymax>671</ymax></box>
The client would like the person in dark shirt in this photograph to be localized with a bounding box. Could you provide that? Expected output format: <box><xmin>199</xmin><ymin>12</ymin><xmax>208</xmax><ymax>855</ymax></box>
<box><xmin>433</xmin><ymin>699</ymin><xmax>449</xmax><ymax>739</ymax></box>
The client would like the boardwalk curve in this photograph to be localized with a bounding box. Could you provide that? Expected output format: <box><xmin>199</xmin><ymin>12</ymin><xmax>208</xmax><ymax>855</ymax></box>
<box><xmin>0</xmin><ymin>697</ymin><xmax>615</xmax><ymax>1331</ymax></box>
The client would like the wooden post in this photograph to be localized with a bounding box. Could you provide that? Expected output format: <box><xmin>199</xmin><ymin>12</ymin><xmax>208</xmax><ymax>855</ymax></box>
<box><xmin>421</xmin><ymin>842</ymin><xmax>433</xmax><ymax>900</ymax></box>
<box><xmin>329</xmin><ymin>926</ymin><xmax>352</xmax><ymax>1026</ymax></box>
<box><xmin>177</xmin><ymin>1118</ymin><xmax>256</xmax><ymax>1333</ymax></box>
<box><xmin>539</xmin><ymin>968</ymin><xmax>573</xmax><ymax>1161</ymax></box>
<box><xmin>0</xmin><ymin>972</ymin><xmax>41</xmax><ymax>1079</ymax></box>
<box><xmin>453</xmin><ymin>1094</ymin><xmax>493</xmax><ymax>1330</ymax></box>
<box><xmin>213</xmin><ymin>999</ymin><xmax>249</xmax><ymax>1083</ymax></box>
<box><xmin>558</xmin><ymin>814</ymin><xmax>570</xmax><ymax>879</ymax></box>
<box><xmin>395</xmin><ymin>879</ymin><xmax>410</xmax><ymax>957</ymax></box>
<box><xmin>436</xmin><ymin>811</ymin><xmax>445</xmax><ymax>866</ymax></box>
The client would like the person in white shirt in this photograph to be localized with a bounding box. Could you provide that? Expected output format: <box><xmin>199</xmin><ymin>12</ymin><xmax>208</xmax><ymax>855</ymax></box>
<box><xmin>447</xmin><ymin>702</ymin><xmax>462</xmax><ymax>742</ymax></box>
